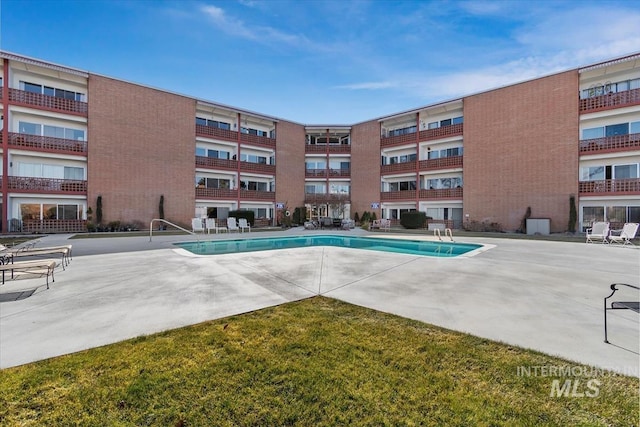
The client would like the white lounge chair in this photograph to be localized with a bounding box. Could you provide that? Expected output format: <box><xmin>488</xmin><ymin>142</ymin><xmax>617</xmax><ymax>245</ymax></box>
<box><xmin>608</xmin><ymin>223</ymin><xmax>639</xmax><ymax>245</ymax></box>
<box><xmin>585</xmin><ymin>221</ymin><xmax>610</xmax><ymax>243</ymax></box>
<box><xmin>227</xmin><ymin>217</ymin><xmax>239</xmax><ymax>232</ymax></box>
<box><xmin>205</xmin><ymin>218</ymin><xmax>227</xmax><ymax>234</ymax></box>
<box><xmin>238</xmin><ymin>218</ymin><xmax>251</xmax><ymax>233</ymax></box>
<box><xmin>191</xmin><ymin>218</ymin><xmax>205</xmax><ymax>234</ymax></box>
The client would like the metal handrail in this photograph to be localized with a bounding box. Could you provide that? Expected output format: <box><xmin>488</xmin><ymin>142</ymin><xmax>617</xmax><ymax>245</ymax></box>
<box><xmin>433</xmin><ymin>227</ymin><xmax>454</xmax><ymax>242</ymax></box>
<box><xmin>149</xmin><ymin>218</ymin><xmax>199</xmax><ymax>243</ymax></box>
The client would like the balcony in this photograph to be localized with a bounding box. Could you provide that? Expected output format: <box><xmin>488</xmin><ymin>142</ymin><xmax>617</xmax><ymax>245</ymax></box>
<box><xmin>305</xmin><ymin>168</ymin><xmax>350</xmax><ymax>178</ymax></box>
<box><xmin>579</xmin><ymin>88</ymin><xmax>640</xmax><ymax>113</ymax></box>
<box><xmin>419</xmin><ymin>187</ymin><xmax>463</xmax><ymax>200</ymax></box>
<box><xmin>8</xmin><ymin>176</ymin><xmax>87</xmax><ymax>194</ymax></box>
<box><xmin>195</xmin><ymin>187</ymin><xmax>236</xmax><ymax>199</ymax></box>
<box><xmin>380</xmin><ymin>131</ymin><xmax>417</xmax><ymax>147</ymax></box>
<box><xmin>195</xmin><ymin>124</ymin><xmax>276</xmax><ymax>148</ymax></box>
<box><xmin>418</xmin><ymin>123</ymin><xmax>463</xmax><ymax>142</ymax></box>
<box><xmin>380</xmin><ymin>190</ymin><xmax>416</xmax><ymax>201</ymax></box>
<box><xmin>418</xmin><ymin>155</ymin><xmax>463</xmax><ymax>171</ymax></box>
<box><xmin>9</xmin><ymin>88</ymin><xmax>88</xmax><ymax>116</ymax></box>
<box><xmin>240</xmin><ymin>161</ymin><xmax>275</xmax><ymax>175</ymax></box>
<box><xmin>304</xmin><ymin>193</ymin><xmax>350</xmax><ymax>204</ymax></box>
<box><xmin>195</xmin><ymin>156</ymin><xmax>237</xmax><ymax>170</ymax></box>
<box><xmin>578</xmin><ymin>178</ymin><xmax>640</xmax><ymax>195</ymax></box>
<box><xmin>195</xmin><ymin>187</ymin><xmax>276</xmax><ymax>201</ymax></box>
<box><xmin>305</xmin><ymin>144</ymin><xmax>351</xmax><ymax>154</ymax></box>
<box><xmin>8</xmin><ymin>132</ymin><xmax>87</xmax><ymax>155</ymax></box>
<box><xmin>381</xmin><ymin>161</ymin><xmax>417</xmax><ymax>175</ymax></box>
<box><xmin>579</xmin><ymin>133</ymin><xmax>640</xmax><ymax>154</ymax></box>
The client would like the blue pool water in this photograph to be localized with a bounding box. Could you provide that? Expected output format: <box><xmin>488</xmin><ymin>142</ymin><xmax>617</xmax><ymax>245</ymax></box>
<box><xmin>176</xmin><ymin>235</ymin><xmax>482</xmax><ymax>258</ymax></box>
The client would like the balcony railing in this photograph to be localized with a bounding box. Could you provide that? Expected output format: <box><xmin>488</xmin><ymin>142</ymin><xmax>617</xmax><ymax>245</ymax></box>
<box><xmin>306</xmin><ymin>168</ymin><xmax>351</xmax><ymax>178</ymax></box>
<box><xmin>578</xmin><ymin>178</ymin><xmax>640</xmax><ymax>194</ymax></box>
<box><xmin>240</xmin><ymin>189</ymin><xmax>276</xmax><ymax>201</ymax></box>
<box><xmin>579</xmin><ymin>133</ymin><xmax>640</xmax><ymax>154</ymax></box>
<box><xmin>579</xmin><ymin>88</ymin><xmax>640</xmax><ymax>113</ymax></box>
<box><xmin>21</xmin><ymin>219</ymin><xmax>87</xmax><ymax>234</ymax></box>
<box><xmin>196</xmin><ymin>124</ymin><xmax>276</xmax><ymax>148</ymax></box>
<box><xmin>195</xmin><ymin>187</ymin><xmax>276</xmax><ymax>201</ymax></box>
<box><xmin>418</xmin><ymin>123</ymin><xmax>463</xmax><ymax>142</ymax></box>
<box><xmin>304</xmin><ymin>193</ymin><xmax>350</xmax><ymax>204</ymax></box>
<box><xmin>380</xmin><ymin>132</ymin><xmax>417</xmax><ymax>147</ymax></box>
<box><xmin>380</xmin><ymin>190</ymin><xmax>416</xmax><ymax>201</ymax></box>
<box><xmin>240</xmin><ymin>161</ymin><xmax>275</xmax><ymax>174</ymax></box>
<box><xmin>305</xmin><ymin>144</ymin><xmax>351</xmax><ymax>153</ymax></box>
<box><xmin>419</xmin><ymin>187</ymin><xmax>463</xmax><ymax>199</ymax></box>
<box><xmin>195</xmin><ymin>156</ymin><xmax>237</xmax><ymax>170</ymax></box>
<box><xmin>380</xmin><ymin>123</ymin><xmax>464</xmax><ymax>147</ymax></box>
<box><xmin>7</xmin><ymin>176</ymin><xmax>87</xmax><ymax>193</ymax></box>
<box><xmin>418</xmin><ymin>155</ymin><xmax>463</xmax><ymax>171</ymax></box>
<box><xmin>195</xmin><ymin>187</ymin><xmax>236</xmax><ymax>199</ymax></box>
<box><xmin>381</xmin><ymin>161</ymin><xmax>417</xmax><ymax>175</ymax></box>
<box><xmin>380</xmin><ymin>188</ymin><xmax>462</xmax><ymax>201</ymax></box>
<box><xmin>8</xmin><ymin>132</ymin><xmax>87</xmax><ymax>154</ymax></box>
<box><xmin>9</xmin><ymin>88</ymin><xmax>88</xmax><ymax>115</ymax></box>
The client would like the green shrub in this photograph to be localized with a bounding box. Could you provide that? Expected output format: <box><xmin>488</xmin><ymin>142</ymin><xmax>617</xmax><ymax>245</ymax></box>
<box><xmin>400</xmin><ymin>211</ymin><xmax>426</xmax><ymax>229</ymax></box>
<box><xmin>353</xmin><ymin>212</ymin><xmax>360</xmax><ymax>224</ymax></box>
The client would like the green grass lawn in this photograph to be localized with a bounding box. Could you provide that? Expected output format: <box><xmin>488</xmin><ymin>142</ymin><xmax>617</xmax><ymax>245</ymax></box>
<box><xmin>0</xmin><ymin>297</ymin><xmax>637</xmax><ymax>426</ymax></box>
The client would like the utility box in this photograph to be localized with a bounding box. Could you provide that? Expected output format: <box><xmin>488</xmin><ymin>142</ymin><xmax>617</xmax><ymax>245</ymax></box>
<box><xmin>526</xmin><ymin>218</ymin><xmax>550</xmax><ymax>235</ymax></box>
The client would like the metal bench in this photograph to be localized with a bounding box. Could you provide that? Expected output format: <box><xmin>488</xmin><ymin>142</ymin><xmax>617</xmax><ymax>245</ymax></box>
<box><xmin>604</xmin><ymin>283</ymin><xmax>639</xmax><ymax>343</ymax></box>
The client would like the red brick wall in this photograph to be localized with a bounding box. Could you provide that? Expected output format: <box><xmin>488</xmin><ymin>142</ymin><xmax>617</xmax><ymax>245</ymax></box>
<box><xmin>351</xmin><ymin>120</ymin><xmax>382</xmax><ymax>219</ymax></box>
<box><xmin>275</xmin><ymin>120</ymin><xmax>306</xmax><ymax>212</ymax></box>
<box><xmin>87</xmin><ymin>75</ymin><xmax>195</xmax><ymax>228</ymax></box>
<box><xmin>463</xmin><ymin>71</ymin><xmax>579</xmax><ymax>232</ymax></box>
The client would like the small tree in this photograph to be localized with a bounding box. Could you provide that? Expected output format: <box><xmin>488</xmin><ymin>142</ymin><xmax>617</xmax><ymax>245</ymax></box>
<box><xmin>96</xmin><ymin>196</ymin><xmax>103</xmax><ymax>225</ymax></box>
<box><xmin>353</xmin><ymin>212</ymin><xmax>360</xmax><ymax>224</ymax></box>
<box><xmin>568</xmin><ymin>195</ymin><xmax>577</xmax><ymax>233</ymax></box>
<box><xmin>159</xmin><ymin>195</ymin><xmax>165</xmax><ymax>220</ymax></box>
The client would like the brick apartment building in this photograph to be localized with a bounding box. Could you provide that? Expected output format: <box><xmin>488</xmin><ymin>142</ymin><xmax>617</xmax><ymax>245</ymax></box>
<box><xmin>1</xmin><ymin>51</ymin><xmax>638</xmax><ymax>234</ymax></box>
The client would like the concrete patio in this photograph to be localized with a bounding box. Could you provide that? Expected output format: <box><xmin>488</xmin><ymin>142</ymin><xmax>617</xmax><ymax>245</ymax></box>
<box><xmin>0</xmin><ymin>228</ymin><xmax>638</xmax><ymax>377</ymax></box>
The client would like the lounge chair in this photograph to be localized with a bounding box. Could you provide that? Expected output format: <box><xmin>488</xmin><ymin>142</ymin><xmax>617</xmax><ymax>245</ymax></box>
<box><xmin>585</xmin><ymin>221</ymin><xmax>609</xmax><ymax>243</ymax></box>
<box><xmin>604</xmin><ymin>283</ymin><xmax>639</xmax><ymax>343</ymax></box>
<box><xmin>227</xmin><ymin>217</ymin><xmax>239</xmax><ymax>232</ymax></box>
<box><xmin>0</xmin><ymin>258</ymin><xmax>58</xmax><ymax>289</ymax></box>
<box><xmin>238</xmin><ymin>218</ymin><xmax>251</xmax><ymax>233</ymax></box>
<box><xmin>6</xmin><ymin>245</ymin><xmax>72</xmax><ymax>270</ymax></box>
<box><xmin>191</xmin><ymin>218</ymin><xmax>205</xmax><ymax>234</ymax></box>
<box><xmin>205</xmin><ymin>218</ymin><xmax>227</xmax><ymax>234</ymax></box>
<box><xmin>608</xmin><ymin>223</ymin><xmax>639</xmax><ymax>245</ymax></box>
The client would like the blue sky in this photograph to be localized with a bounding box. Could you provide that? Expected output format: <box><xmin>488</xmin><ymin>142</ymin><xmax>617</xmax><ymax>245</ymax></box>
<box><xmin>1</xmin><ymin>0</ymin><xmax>639</xmax><ymax>124</ymax></box>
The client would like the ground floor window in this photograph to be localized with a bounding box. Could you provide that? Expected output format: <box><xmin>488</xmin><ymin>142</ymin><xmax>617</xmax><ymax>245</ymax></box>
<box><xmin>20</xmin><ymin>203</ymin><xmax>82</xmax><ymax>221</ymax></box>
<box><xmin>581</xmin><ymin>205</ymin><xmax>639</xmax><ymax>231</ymax></box>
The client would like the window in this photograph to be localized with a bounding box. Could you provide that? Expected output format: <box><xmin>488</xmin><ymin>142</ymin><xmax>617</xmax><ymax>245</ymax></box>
<box><xmin>440</xmin><ymin>119</ymin><xmax>452</xmax><ymax>127</ymax></box>
<box><xmin>241</xmin><ymin>154</ymin><xmax>268</xmax><ymax>164</ymax></box>
<box><xmin>452</xmin><ymin>116</ymin><xmax>463</xmax><ymax>125</ymax></box>
<box><xmin>329</xmin><ymin>184</ymin><xmax>350</xmax><ymax>194</ymax></box>
<box><xmin>605</xmin><ymin>123</ymin><xmax>629</xmax><ymax>137</ymax></box>
<box><xmin>428</xmin><ymin>122</ymin><xmax>438</xmax><ymax>129</ymax></box>
<box><xmin>389</xmin><ymin>125</ymin><xmax>417</xmax><ymax>137</ymax></box>
<box><xmin>19</xmin><ymin>121</ymin><xmax>41</xmax><ymax>135</ymax></box>
<box><xmin>195</xmin><ymin>117</ymin><xmax>232</xmax><ymax>130</ymax></box>
<box><xmin>20</xmin><ymin>81</ymin><xmax>85</xmax><ymax>101</ymax></box>
<box><xmin>43</xmin><ymin>124</ymin><xmax>85</xmax><ymax>140</ymax></box>
<box><xmin>242</xmin><ymin>180</ymin><xmax>268</xmax><ymax>191</ymax></box>
<box><xmin>64</xmin><ymin>167</ymin><xmax>84</xmax><ymax>180</ymax></box>
<box><xmin>426</xmin><ymin>177</ymin><xmax>462</xmax><ymax>189</ymax></box>
<box><xmin>195</xmin><ymin>177</ymin><xmax>231</xmax><ymax>189</ymax></box>
<box><xmin>630</xmin><ymin>121</ymin><xmax>640</xmax><ymax>134</ymax></box>
<box><xmin>21</xmin><ymin>203</ymin><xmax>82</xmax><ymax>221</ymax></box>
<box><xmin>580</xmin><ymin>166</ymin><xmax>605</xmax><ymax>181</ymax></box>
<box><xmin>305</xmin><ymin>184</ymin><xmax>326</xmax><ymax>194</ymax></box>
<box><xmin>427</xmin><ymin>146</ymin><xmax>463</xmax><ymax>159</ymax></box>
<box><xmin>582</xmin><ymin>127</ymin><xmax>604</xmax><ymax>139</ymax></box>
<box><xmin>613</xmin><ymin>164</ymin><xmax>639</xmax><ymax>179</ymax></box>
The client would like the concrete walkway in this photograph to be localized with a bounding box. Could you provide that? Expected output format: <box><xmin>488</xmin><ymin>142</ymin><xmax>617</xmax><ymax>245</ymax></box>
<box><xmin>0</xmin><ymin>228</ymin><xmax>638</xmax><ymax>377</ymax></box>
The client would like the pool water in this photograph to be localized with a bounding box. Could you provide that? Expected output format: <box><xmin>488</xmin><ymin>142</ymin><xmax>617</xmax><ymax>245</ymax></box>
<box><xmin>176</xmin><ymin>235</ymin><xmax>482</xmax><ymax>258</ymax></box>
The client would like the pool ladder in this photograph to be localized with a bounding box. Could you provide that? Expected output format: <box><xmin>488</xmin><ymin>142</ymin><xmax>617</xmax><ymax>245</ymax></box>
<box><xmin>434</xmin><ymin>227</ymin><xmax>454</xmax><ymax>242</ymax></box>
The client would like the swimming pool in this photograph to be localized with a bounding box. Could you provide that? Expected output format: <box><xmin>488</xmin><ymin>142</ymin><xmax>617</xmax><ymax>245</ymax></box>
<box><xmin>176</xmin><ymin>235</ymin><xmax>482</xmax><ymax>258</ymax></box>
